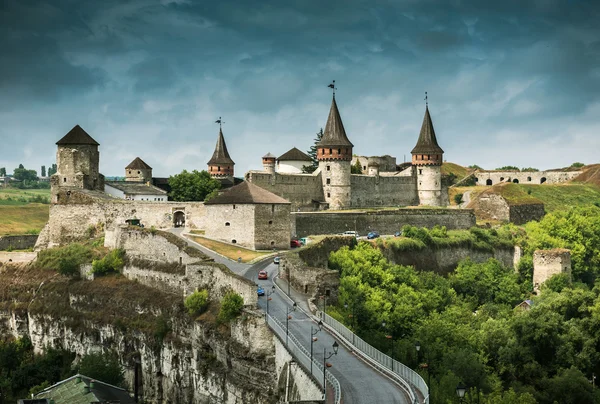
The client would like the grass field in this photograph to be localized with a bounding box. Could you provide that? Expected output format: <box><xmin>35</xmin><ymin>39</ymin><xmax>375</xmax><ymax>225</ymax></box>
<box><xmin>187</xmin><ymin>235</ymin><xmax>272</xmax><ymax>263</ymax></box>
<box><xmin>519</xmin><ymin>183</ymin><xmax>600</xmax><ymax>212</ymax></box>
<box><xmin>0</xmin><ymin>188</ymin><xmax>50</xmax><ymax>235</ymax></box>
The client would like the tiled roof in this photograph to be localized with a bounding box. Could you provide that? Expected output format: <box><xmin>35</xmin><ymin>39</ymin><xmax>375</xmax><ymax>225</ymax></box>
<box><xmin>205</xmin><ymin>181</ymin><xmax>290</xmax><ymax>205</ymax></box>
<box><xmin>106</xmin><ymin>181</ymin><xmax>167</xmax><ymax>195</ymax></box>
<box><xmin>36</xmin><ymin>374</ymin><xmax>135</xmax><ymax>404</ymax></box>
<box><xmin>56</xmin><ymin>125</ymin><xmax>100</xmax><ymax>146</ymax></box>
<box><xmin>126</xmin><ymin>157</ymin><xmax>152</xmax><ymax>170</ymax></box>
<box><xmin>207</xmin><ymin>128</ymin><xmax>235</xmax><ymax>165</ymax></box>
<box><xmin>277</xmin><ymin>147</ymin><xmax>312</xmax><ymax>162</ymax></box>
<box><xmin>317</xmin><ymin>97</ymin><xmax>353</xmax><ymax>147</ymax></box>
<box><xmin>411</xmin><ymin>106</ymin><xmax>444</xmax><ymax>155</ymax></box>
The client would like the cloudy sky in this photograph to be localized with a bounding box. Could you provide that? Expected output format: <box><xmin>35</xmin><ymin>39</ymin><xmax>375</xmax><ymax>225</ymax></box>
<box><xmin>1</xmin><ymin>0</ymin><xmax>599</xmax><ymax>177</ymax></box>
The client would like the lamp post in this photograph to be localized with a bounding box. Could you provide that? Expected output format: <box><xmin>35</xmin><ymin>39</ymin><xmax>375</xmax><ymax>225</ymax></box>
<box><xmin>310</xmin><ymin>320</ymin><xmax>323</xmax><ymax>375</ymax></box>
<box><xmin>265</xmin><ymin>285</ymin><xmax>275</xmax><ymax>318</ymax></box>
<box><xmin>456</xmin><ymin>382</ymin><xmax>467</xmax><ymax>403</ymax></box>
<box><xmin>382</xmin><ymin>321</ymin><xmax>394</xmax><ymax>372</ymax></box>
<box><xmin>286</xmin><ymin>302</ymin><xmax>297</xmax><ymax>346</ymax></box>
<box><xmin>344</xmin><ymin>302</ymin><xmax>356</xmax><ymax>345</ymax></box>
<box><xmin>320</xmin><ymin>294</ymin><xmax>328</xmax><ymax>318</ymax></box>
<box><xmin>323</xmin><ymin>341</ymin><xmax>339</xmax><ymax>401</ymax></box>
<box><xmin>416</xmin><ymin>342</ymin><xmax>431</xmax><ymax>403</ymax></box>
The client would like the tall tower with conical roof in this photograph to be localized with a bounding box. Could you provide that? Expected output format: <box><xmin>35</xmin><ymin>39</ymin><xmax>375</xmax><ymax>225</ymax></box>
<box><xmin>411</xmin><ymin>103</ymin><xmax>444</xmax><ymax>206</ymax></box>
<box><xmin>207</xmin><ymin>127</ymin><xmax>235</xmax><ymax>181</ymax></box>
<box><xmin>317</xmin><ymin>91</ymin><xmax>353</xmax><ymax>210</ymax></box>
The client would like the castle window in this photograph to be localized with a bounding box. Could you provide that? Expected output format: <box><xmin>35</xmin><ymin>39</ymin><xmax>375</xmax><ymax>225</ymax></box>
<box><xmin>338</xmin><ymin>148</ymin><xmax>341</xmax><ymax>154</ymax></box>
<box><xmin>232</xmin><ymin>239</ymin><xmax>237</xmax><ymax>244</ymax></box>
<box><xmin>329</xmin><ymin>148</ymin><xmax>332</xmax><ymax>154</ymax></box>
<box><xmin>270</xmin><ymin>241</ymin><xmax>275</xmax><ymax>246</ymax></box>
<box><xmin>419</xmin><ymin>169</ymin><xmax>422</xmax><ymax>175</ymax></box>
<box><xmin>363</xmin><ymin>166</ymin><xmax>366</xmax><ymax>170</ymax></box>
<box><xmin>326</xmin><ymin>178</ymin><xmax>331</xmax><ymax>185</ymax></box>
<box><xmin>268</xmin><ymin>220</ymin><xmax>273</xmax><ymax>225</ymax></box>
<box><xmin>128</xmin><ymin>171</ymin><xmax>131</xmax><ymax>174</ymax></box>
<box><xmin>233</xmin><ymin>204</ymin><xmax>236</xmax><ymax>209</ymax></box>
<box><xmin>527</xmin><ymin>176</ymin><xmax>532</xmax><ymax>182</ymax></box>
<box><xmin>225</xmin><ymin>222</ymin><xmax>230</xmax><ymax>226</ymax></box>
<box><xmin>327</xmin><ymin>193</ymin><xmax>331</xmax><ymax>198</ymax></box>
<box><xmin>218</xmin><ymin>166</ymin><xmax>221</xmax><ymax>172</ymax></box>
<box><xmin>63</xmin><ymin>177</ymin><xmax>66</xmax><ymax>182</ymax></box>
<box><xmin>500</xmin><ymin>177</ymin><xmax>504</xmax><ymax>181</ymax></box>
<box><xmin>327</xmin><ymin>165</ymin><xmax>330</xmax><ymax>171</ymax></box>
<box><xmin>272</xmin><ymin>204</ymin><xmax>275</xmax><ymax>212</ymax></box>
<box><xmin>138</xmin><ymin>171</ymin><xmax>141</xmax><ymax>174</ymax></box>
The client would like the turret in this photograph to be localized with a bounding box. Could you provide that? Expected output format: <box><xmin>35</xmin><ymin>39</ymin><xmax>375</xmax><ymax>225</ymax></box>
<box><xmin>317</xmin><ymin>93</ymin><xmax>353</xmax><ymax>210</ymax></box>
<box><xmin>125</xmin><ymin>157</ymin><xmax>153</xmax><ymax>182</ymax></box>
<box><xmin>207</xmin><ymin>127</ymin><xmax>235</xmax><ymax>180</ymax></box>
<box><xmin>367</xmin><ymin>161</ymin><xmax>380</xmax><ymax>176</ymax></box>
<box><xmin>52</xmin><ymin>125</ymin><xmax>104</xmax><ymax>195</ymax></box>
<box><xmin>411</xmin><ymin>104</ymin><xmax>444</xmax><ymax>206</ymax></box>
<box><xmin>262</xmin><ymin>152</ymin><xmax>276</xmax><ymax>174</ymax></box>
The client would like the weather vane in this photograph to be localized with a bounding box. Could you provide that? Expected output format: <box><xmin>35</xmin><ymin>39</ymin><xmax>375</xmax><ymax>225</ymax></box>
<box><xmin>215</xmin><ymin>117</ymin><xmax>224</xmax><ymax>128</ymax></box>
<box><xmin>328</xmin><ymin>80</ymin><xmax>337</xmax><ymax>97</ymax></box>
<box><xmin>425</xmin><ymin>91</ymin><xmax>428</xmax><ymax>107</ymax></box>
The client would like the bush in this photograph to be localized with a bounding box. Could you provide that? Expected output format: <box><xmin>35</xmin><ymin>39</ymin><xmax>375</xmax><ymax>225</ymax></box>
<box><xmin>454</xmin><ymin>193</ymin><xmax>464</xmax><ymax>205</ymax></box>
<box><xmin>76</xmin><ymin>352</ymin><xmax>123</xmax><ymax>387</ymax></box>
<box><xmin>185</xmin><ymin>290</ymin><xmax>209</xmax><ymax>316</ymax></box>
<box><xmin>91</xmin><ymin>249</ymin><xmax>125</xmax><ymax>275</ymax></box>
<box><xmin>570</xmin><ymin>162</ymin><xmax>585</xmax><ymax>168</ymax></box>
<box><xmin>37</xmin><ymin>243</ymin><xmax>97</xmax><ymax>276</ymax></box>
<box><xmin>218</xmin><ymin>291</ymin><xmax>244</xmax><ymax>322</ymax></box>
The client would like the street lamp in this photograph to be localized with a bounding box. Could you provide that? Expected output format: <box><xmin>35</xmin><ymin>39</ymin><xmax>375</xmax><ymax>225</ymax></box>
<box><xmin>456</xmin><ymin>382</ymin><xmax>467</xmax><ymax>403</ymax></box>
<box><xmin>286</xmin><ymin>302</ymin><xmax>297</xmax><ymax>346</ymax></box>
<box><xmin>344</xmin><ymin>302</ymin><xmax>356</xmax><ymax>345</ymax></box>
<box><xmin>320</xmin><ymin>294</ymin><xmax>328</xmax><ymax>318</ymax></box>
<box><xmin>323</xmin><ymin>341</ymin><xmax>339</xmax><ymax>401</ymax></box>
<box><xmin>310</xmin><ymin>320</ymin><xmax>323</xmax><ymax>375</ymax></box>
<box><xmin>382</xmin><ymin>321</ymin><xmax>394</xmax><ymax>372</ymax></box>
<box><xmin>265</xmin><ymin>285</ymin><xmax>276</xmax><ymax>318</ymax></box>
<box><xmin>416</xmin><ymin>341</ymin><xmax>431</xmax><ymax>401</ymax></box>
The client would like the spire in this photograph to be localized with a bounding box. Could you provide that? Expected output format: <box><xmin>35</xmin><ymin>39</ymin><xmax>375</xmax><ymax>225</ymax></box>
<box><xmin>207</xmin><ymin>127</ymin><xmax>235</xmax><ymax>165</ymax></box>
<box><xmin>56</xmin><ymin>125</ymin><xmax>99</xmax><ymax>146</ymax></box>
<box><xmin>411</xmin><ymin>105</ymin><xmax>444</xmax><ymax>155</ymax></box>
<box><xmin>317</xmin><ymin>96</ymin><xmax>353</xmax><ymax>147</ymax></box>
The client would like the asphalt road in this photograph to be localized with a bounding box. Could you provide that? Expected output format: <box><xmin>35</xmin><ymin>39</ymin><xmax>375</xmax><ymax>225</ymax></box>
<box><xmin>172</xmin><ymin>229</ymin><xmax>410</xmax><ymax>404</ymax></box>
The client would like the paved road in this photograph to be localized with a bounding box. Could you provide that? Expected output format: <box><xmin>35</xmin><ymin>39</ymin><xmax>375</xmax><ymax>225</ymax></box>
<box><xmin>172</xmin><ymin>229</ymin><xmax>410</xmax><ymax>404</ymax></box>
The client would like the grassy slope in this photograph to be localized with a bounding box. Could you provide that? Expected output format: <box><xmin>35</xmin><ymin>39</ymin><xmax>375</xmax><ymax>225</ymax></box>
<box><xmin>0</xmin><ymin>188</ymin><xmax>50</xmax><ymax>235</ymax></box>
<box><xmin>520</xmin><ymin>183</ymin><xmax>600</xmax><ymax>212</ymax></box>
<box><xmin>441</xmin><ymin>162</ymin><xmax>469</xmax><ymax>180</ymax></box>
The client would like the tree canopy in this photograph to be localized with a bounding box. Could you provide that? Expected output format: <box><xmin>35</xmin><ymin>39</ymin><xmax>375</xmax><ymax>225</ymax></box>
<box><xmin>168</xmin><ymin>170</ymin><xmax>221</xmax><ymax>201</ymax></box>
<box><xmin>302</xmin><ymin>128</ymin><xmax>323</xmax><ymax>173</ymax></box>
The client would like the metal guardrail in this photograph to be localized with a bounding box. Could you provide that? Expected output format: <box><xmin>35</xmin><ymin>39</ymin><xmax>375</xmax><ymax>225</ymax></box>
<box><xmin>266</xmin><ymin>313</ymin><xmax>342</xmax><ymax>404</ymax></box>
<box><xmin>321</xmin><ymin>312</ymin><xmax>429</xmax><ymax>404</ymax></box>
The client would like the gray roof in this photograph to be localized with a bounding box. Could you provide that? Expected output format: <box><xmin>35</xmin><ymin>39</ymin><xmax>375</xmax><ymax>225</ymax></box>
<box><xmin>411</xmin><ymin>106</ymin><xmax>444</xmax><ymax>155</ymax></box>
<box><xmin>207</xmin><ymin>128</ymin><xmax>235</xmax><ymax>165</ymax></box>
<box><xmin>126</xmin><ymin>157</ymin><xmax>152</xmax><ymax>170</ymax></box>
<box><xmin>56</xmin><ymin>125</ymin><xmax>99</xmax><ymax>146</ymax></box>
<box><xmin>278</xmin><ymin>147</ymin><xmax>312</xmax><ymax>162</ymax></box>
<box><xmin>262</xmin><ymin>152</ymin><xmax>276</xmax><ymax>159</ymax></box>
<box><xmin>36</xmin><ymin>374</ymin><xmax>135</xmax><ymax>404</ymax></box>
<box><xmin>205</xmin><ymin>181</ymin><xmax>290</xmax><ymax>205</ymax></box>
<box><xmin>317</xmin><ymin>97</ymin><xmax>353</xmax><ymax>147</ymax></box>
<box><xmin>106</xmin><ymin>181</ymin><xmax>167</xmax><ymax>195</ymax></box>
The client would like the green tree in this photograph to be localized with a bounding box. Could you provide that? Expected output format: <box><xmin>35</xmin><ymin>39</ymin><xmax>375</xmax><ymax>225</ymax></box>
<box><xmin>168</xmin><ymin>170</ymin><xmax>221</xmax><ymax>201</ymax></box>
<box><xmin>185</xmin><ymin>290</ymin><xmax>209</xmax><ymax>316</ymax></box>
<box><xmin>468</xmin><ymin>164</ymin><xmax>483</xmax><ymax>170</ymax></box>
<box><xmin>47</xmin><ymin>164</ymin><xmax>57</xmax><ymax>176</ymax></box>
<box><xmin>570</xmin><ymin>162</ymin><xmax>585</xmax><ymax>168</ymax></box>
<box><xmin>351</xmin><ymin>159</ymin><xmax>362</xmax><ymax>174</ymax></box>
<box><xmin>77</xmin><ymin>352</ymin><xmax>123</xmax><ymax>386</ymax></box>
<box><xmin>13</xmin><ymin>166</ymin><xmax>38</xmax><ymax>182</ymax></box>
<box><xmin>454</xmin><ymin>193</ymin><xmax>464</xmax><ymax>205</ymax></box>
<box><xmin>495</xmin><ymin>166</ymin><xmax>520</xmax><ymax>171</ymax></box>
<box><xmin>0</xmin><ymin>167</ymin><xmax>6</xmax><ymax>176</ymax></box>
<box><xmin>218</xmin><ymin>291</ymin><xmax>244</xmax><ymax>322</ymax></box>
<box><xmin>302</xmin><ymin>128</ymin><xmax>323</xmax><ymax>173</ymax></box>
<box><xmin>521</xmin><ymin>167</ymin><xmax>539</xmax><ymax>172</ymax></box>
<box><xmin>40</xmin><ymin>166</ymin><xmax>46</xmax><ymax>177</ymax></box>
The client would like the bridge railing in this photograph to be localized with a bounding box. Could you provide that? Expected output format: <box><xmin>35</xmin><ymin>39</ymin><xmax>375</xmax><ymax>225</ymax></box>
<box><xmin>321</xmin><ymin>312</ymin><xmax>429</xmax><ymax>404</ymax></box>
<box><xmin>266</xmin><ymin>313</ymin><xmax>341</xmax><ymax>404</ymax></box>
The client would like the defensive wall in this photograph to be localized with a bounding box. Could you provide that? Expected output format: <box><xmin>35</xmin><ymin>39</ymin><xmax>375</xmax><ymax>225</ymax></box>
<box><xmin>274</xmin><ymin>336</ymin><xmax>323</xmax><ymax>402</ymax></box>
<box><xmin>350</xmin><ymin>174</ymin><xmax>417</xmax><ymax>207</ymax></box>
<box><xmin>474</xmin><ymin>170</ymin><xmax>582</xmax><ymax>186</ymax></box>
<box><xmin>246</xmin><ymin>171</ymin><xmax>325</xmax><ymax>211</ymax></box>
<box><xmin>0</xmin><ymin>235</ymin><xmax>38</xmax><ymax>251</ymax></box>
<box><xmin>533</xmin><ymin>248</ymin><xmax>571</xmax><ymax>292</ymax></box>
<box><xmin>470</xmin><ymin>192</ymin><xmax>545</xmax><ymax>225</ymax></box>
<box><xmin>352</xmin><ymin>155</ymin><xmax>397</xmax><ymax>172</ymax></box>
<box><xmin>292</xmin><ymin>208</ymin><xmax>476</xmax><ymax>237</ymax></box>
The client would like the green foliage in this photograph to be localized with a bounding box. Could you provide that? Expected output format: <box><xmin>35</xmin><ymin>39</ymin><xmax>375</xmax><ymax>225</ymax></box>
<box><xmin>0</xmin><ymin>167</ymin><xmax>6</xmax><ymax>176</ymax></box>
<box><xmin>204</xmin><ymin>188</ymin><xmax>220</xmax><ymax>202</ymax></box>
<box><xmin>76</xmin><ymin>352</ymin><xmax>124</xmax><ymax>387</ymax></box>
<box><xmin>495</xmin><ymin>166</ymin><xmax>520</xmax><ymax>171</ymax></box>
<box><xmin>468</xmin><ymin>164</ymin><xmax>483</xmax><ymax>170</ymax></box>
<box><xmin>47</xmin><ymin>164</ymin><xmax>57</xmax><ymax>176</ymax></box>
<box><xmin>302</xmin><ymin>128</ymin><xmax>323</xmax><ymax>173</ymax></box>
<box><xmin>540</xmin><ymin>273</ymin><xmax>571</xmax><ymax>293</ymax></box>
<box><xmin>153</xmin><ymin>315</ymin><xmax>172</xmax><ymax>342</ymax></box>
<box><xmin>397</xmin><ymin>225</ymin><xmax>514</xmax><ymax>252</ymax></box>
<box><xmin>521</xmin><ymin>167</ymin><xmax>539</xmax><ymax>172</ymax></box>
<box><xmin>168</xmin><ymin>170</ymin><xmax>221</xmax><ymax>201</ymax></box>
<box><xmin>13</xmin><ymin>166</ymin><xmax>38</xmax><ymax>182</ymax></box>
<box><xmin>40</xmin><ymin>165</ymin><xmax>46</xmax><ymax>177</ymax></box>
<box><xmin>453</xmin><ymin>193</ymin><xmax>464</xmax><ymax>205</ymax></box>
<box><xmin>37</xmin><ymin>243</ymin><xmax>99</xmax><ymax>276</ymax></box>
<box><xmin>570</xmin><ymin>162</ymin><xmax>585</xmax><ymax>168</ymax></box>
<box><xmin>351</xmin><ymin>159</ymin><xmax>362</xmax><ymax>174</ymax></box>
<box><xmin>91</xmin><ymin>249</ymin><xmax>125</xmax><ymax>275</ymax></box>
<box><xmin>185</xmin><ymin>290</ymin><xmax>209</xmax><ymax>316</ymax></box>
<box><xmin>218</xmin><ymin>291</ymin><xmax>244</xmax><ymax>322</ymax></box>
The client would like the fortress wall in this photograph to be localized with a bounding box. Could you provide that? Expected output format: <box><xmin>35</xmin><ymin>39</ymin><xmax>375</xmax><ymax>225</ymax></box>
<box><xmin>350</xmin><ymin>175</ymin><xmax>418</xmax><ymax>207</ymax></box>
<box><xmin>293</xmin><ymin>209</ymin><xmax>475</xmax><ymax>237</ymax></box>
<box><xmin>254</xmin><ymin>204</ymin><xmax>291</xmax><ymax>250</ymax></box>
<box><xmin>509</xmin><ymin>204</ymin><xmax>546</xmax><ymax>225</ymax></box>
<box><xmin>205</xmin><ymin>204</ymin><xmax>256</xmax><ymax>249</ymax></box>
<box><xmin>474</xmin><ymin>170</ymin><xmax>582</xmax><ymax>185</ymax></box>
<box><xmin>247</xmin><ymin>171</ymin><xmax>324</xmax><ymax>210</ymax></box>
<box><xmin>0</xmin><ymin>235</ymin><xmax>38</xmax><ymax>251</ymax></box>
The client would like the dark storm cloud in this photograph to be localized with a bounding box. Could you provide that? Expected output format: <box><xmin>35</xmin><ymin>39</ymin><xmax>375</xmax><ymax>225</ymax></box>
<box><xmin>1</xmin><ymin>0</ymin><xmax>599</xmax><ymax>176</ymax></box>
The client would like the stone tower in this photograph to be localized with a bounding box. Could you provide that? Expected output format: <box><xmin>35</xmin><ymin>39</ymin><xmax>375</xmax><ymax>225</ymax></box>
<box><xmin>411</xmin><ymin>106</ymin><xmax>444</xmax><ymax>206</ymax></box>
<box><xmin>533</xmin><ymin>249</ymin><xmax>571</xmax><ymax>292</ymax></box>
<box><xmin>262</xmin><ymin>152</ymin><xmax>276</xmax><ymax>174</ymax></box>
<box><xmin>207</xmin><ymin>127</ymin><xmax>235</xmax><ymax>181</ymax></box>
<box><xmin>125</xmin><ymin>157</ymin><xmax>152</xmax><ymax>182</ymax></box>
<box><xmin>52</xmin><ymin>125</ymin><xmax>104</xmax><ymax>196</ymax></box>
<box><xmin>317</xmin><ymin>96</ymin><xmax>353</xmax><ymax>210</ymax></box>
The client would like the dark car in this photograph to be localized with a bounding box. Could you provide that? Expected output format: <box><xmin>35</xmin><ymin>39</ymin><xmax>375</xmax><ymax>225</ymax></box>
<box><xmin>257</xmin><ymin>286</ymin><xmax>265</xmax><ymax>296</ymax></box>
<box><xmin>258</xmin><ymin>270</ymin><xmax>268</xmax><ymax>280</ymax></box>
<box><xmin>367</xmin><ymin>231</ymin><xmax>380</xmax><ymax>239</ymax></box>
<box><xmin>273</xmin><ymin>257</ymin><xmax>280</xmax><ymax>265</ymax></box>
<box><xmin>290</xmin><ymin>239</ymin><xmax>301</xmax><ymax>248</ymax></box>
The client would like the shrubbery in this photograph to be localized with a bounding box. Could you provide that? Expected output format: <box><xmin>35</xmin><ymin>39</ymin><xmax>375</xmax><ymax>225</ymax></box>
<box><xmin>185</xmin><ymin>290</ymin><xmax>209</xmax><ymax>316</ymax></box>
<box><xmin>76</xmin><ymin>352</ymin><xmax>123</xmax><ymax>387</ymax></box>
<box><xmin>218</xmin><ymin>291</ymin><xmax>244</xmax><ymax>322</ymax></box>
<box><xmin>37</xmin><ymin>243</ymin><xmax>98</xmax><ymax>276</ymax></box>
<box><xmin>91</xmin><ymin>249</ymin><xmax>125</xmax><ymax>275</ymax></box>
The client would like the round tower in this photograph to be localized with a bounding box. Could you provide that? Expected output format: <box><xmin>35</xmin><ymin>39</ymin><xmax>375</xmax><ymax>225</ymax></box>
<box><xmin>411</xmin><ymin>105</ymin><xmax>444</xmax><ymax>206</ymax></box>
<box><xmin>207</xmin><ymin>127</ymin><xmax>235</xmax><ymax>180</ymax></box>
<box><xmin>318</xmin><ymin>95</ymin><xmax>353</xmax><ymax>210</ymax></box>
<box><xmin>262</xmin><ymin>153</ymin><xmax>276</xmax><ymax>174</ymax></box>
<box><xmin>53</xmin><ymin>125</ymin><xmax>103</xmax><ymax>191</ymax></box>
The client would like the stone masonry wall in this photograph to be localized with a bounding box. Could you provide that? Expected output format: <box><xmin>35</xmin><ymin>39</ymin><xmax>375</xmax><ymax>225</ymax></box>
<box><xmin>204</xmin><ymin>204</ymin><xmax>255</xmax><ymax>249</ymax></box>
<box><xmin>350</xmin><ymin>175</ymin><xmax>417</xmax><ymax>207</ymax></box>
<box><xmin>293</xmin><ymin>209</ymin><xmax>476</xmax><ymax>237</ymax></box>
<box><xmin>472</xmin><ymin>193</ymin><xmax>510</xmax><ymax>222</ymax></box>
<box><xmin>474</xmin><ymin>170</ymin><xmax>582</xmax><ymax>185</ymax></box>
<box><xmin>246</xmin><ymin>171</ymin><xmax>325</xmax><ymax>211</ymax></box>
<box><xmin>254</xmin><ymin>204</ymin><xmax>291</xmax><ymax>250</ymax></box>
<box><xmin>280</xmin><ymin>255</ymin><xmax>340</xmax><ymax>300</ymax></box>
<box><xmin>0</xmin><ymin>235</ymin><xmax>38</xmax><ymax>251</ymax></box>
<box><xmin>533</xmin><ymin>248</ymin><xmax>571</xmax><ymax>292</ymax></box>
<box><xmin>509</xmin><ymin>204</ymin><xmax>546</xmax><ymax>225</ymax></box>
<box><xmin>274</xmin><ymin>335</ymin><xmax>322</xmax><ymax>402</ymax></box>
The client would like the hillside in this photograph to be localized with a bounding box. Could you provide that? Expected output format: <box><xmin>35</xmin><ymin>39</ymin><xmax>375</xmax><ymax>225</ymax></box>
<box><xmin>573</xmin><ymin>164</ymin><xmax>600</xmax><ymax>187</ymax></box>
<box><xmin>0</xmin><ymin>188</ymin><xmax>50</xmax><ymax>235</ymax></box>
<box><xmin>441</xmin><ymin>162</ymin><xmax>470</xmax><ymax>180</ymax></box>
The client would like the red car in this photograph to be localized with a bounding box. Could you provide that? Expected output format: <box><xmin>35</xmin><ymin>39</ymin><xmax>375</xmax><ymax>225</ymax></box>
<box><xmin>258</xmin><ymin>270</ymin><xmax>268</xmax><ymax>280</ymax></box>
<box><xmin>290</xmin><ymin>239</ymin><xmax>302</xmax><ymax>248</ymax></box>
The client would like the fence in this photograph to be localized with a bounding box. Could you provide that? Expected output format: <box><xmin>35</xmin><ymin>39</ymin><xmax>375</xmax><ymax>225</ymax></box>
<box><xmin>321</xmin><ymin>312</ymin><xmax>429</xmax><ymax>404</ymax></box>
<box><xmin>266</xmin><ymin>313</ymin><xmax>342</xmax><ymax>404</ymax></box>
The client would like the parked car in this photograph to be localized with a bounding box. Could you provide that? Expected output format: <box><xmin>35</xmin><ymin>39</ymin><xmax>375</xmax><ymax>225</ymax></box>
<box><xmin>273</xmin><ymin>257</ymin><xmax>280</xmax><ymax>265</ymax></box>
<box><xmin>258</xmin><ymin>270</ymin><xmax>268</xmax><ymax>280</ymax></box>
<box><xmin>290</xmin><ymin>239</ymin><xmax>302</xmax><ymax>248</ymax></box>
<box><xmin>257</xmin><ymin>286</ymin><xmax>265</xmax><ymax>296</ymax></box>
<box><xmin>394</xmin><ymin>231</ymin><xmax>403</xmax><ymax>237</ymax></box>
<box><xmin>342</xmin><ymin>230</ymin><xmax>359</xmax><ymax>238</ymax></box>
<box><xmin>367</xmin><ymin>231</ymin><xmax>380</xmax><ymax>239</ymax></box>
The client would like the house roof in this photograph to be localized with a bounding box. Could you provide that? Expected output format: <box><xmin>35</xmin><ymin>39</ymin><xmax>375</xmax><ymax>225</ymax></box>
<box><xmin>278</xmin><ymin>147</ymin><xmax>312</xmax><ymax>162</ymax></box>
<box><xmin>317</xmin><ymin>97</ymin><xmax>353</xmax><ymax>147</ymax></box>
<box><xmin>35</xmin><ymin>374</ymin><xmax>135</xmax><ymax>404</ymax></box>
<box><xmin>126</xmin><ymin>157</ymin><xmax>152</xmax><ymax>170</ymax></box>
<box><xmin>204</xmin><ymin>181</ymin><xmax>290</xmax><ymax>205</ymax></box>
<box><xmin>411</xmin><ymin>106</ymin><xmax>444</xmax><ymax>155</ymax></box>
<box><xmin>105</xmin><ymin>181</ymin><xmax>167</xmax><ymax>196</ymax></box>
<box><xmin>56</xmin><ymin>125</ymin><xmax>100</xmax><ymax>146</ymax></box>
<box><xmin>207</xmin><ymin>128</ymin><xmax>235</xmax><ymax>165</ymax></box>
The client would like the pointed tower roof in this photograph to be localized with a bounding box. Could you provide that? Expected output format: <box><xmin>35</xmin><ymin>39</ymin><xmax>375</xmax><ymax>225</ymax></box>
<box><xmin>207</xmin><ymin>128</ymin><xmax>235</xmax><ymax>166</ymax></box>
<box><xmin>317</xmin><ymin>97</ymin><xmax>353</xmax><ymax>147</ymax></box>
<box><xmin>126</xmin><ymin>157</ymin><xmax>152</xmax><ymax>170</ymax></box>
<box><xmin>56</xmin><ymin>125</ymin><xmax>99</xmax><ymax>146</ymax></box>
<box><xmin>411</xmin><ymin>106</ymin><xmax>444</xmax><ymax>155</ymax></box>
